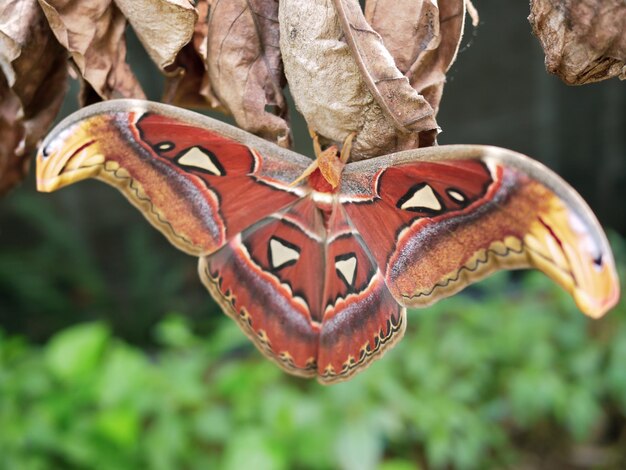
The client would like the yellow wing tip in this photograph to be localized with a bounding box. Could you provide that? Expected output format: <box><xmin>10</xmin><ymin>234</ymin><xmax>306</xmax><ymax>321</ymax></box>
<box><xmin>573</xmin><ymin>266</ymin><xmax>621</xmax><ymax>319</ymax></box>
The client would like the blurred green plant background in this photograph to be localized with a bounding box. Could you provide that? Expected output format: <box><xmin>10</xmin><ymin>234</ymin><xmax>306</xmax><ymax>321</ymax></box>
<box><xmin>1</xmin><ymin>2</ymin><xmax>625</xmax><ymax>469</ymax></box>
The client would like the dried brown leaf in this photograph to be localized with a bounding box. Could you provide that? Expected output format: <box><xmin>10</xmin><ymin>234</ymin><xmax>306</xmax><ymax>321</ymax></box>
<box><xmin>206</xmin><ymin>0</ymin><xmax>290</xmax><ymax>147</ymax></box>
<box><xmin>0</xmin><ymin>76</ymin><xmax>27</xmax><ymax>194</ymax></box>
<box><xmin>163</xmin><ymin>0</ymin><xmax>224</xmax><ymax>110</ymax></box>
<box><xmin>280</xmin><ymin>0</ymin><xmax>436</xmax><ymax>159</ymax></box>
<box><xmin>115</xmin><ymin>0</ymin><xmax>197</xmax><ymax>70</ymax></box>
<box><xmin>333</xmin><ymin>0</ymin><xmax>437</xmax><ymax>134</ymax></box>
<box><xmin>0</xmin><ymin>0</ymin><xmax>68</xmax><ymax>194</ymax></box>
<box><xmin>366</xmin><ymin>0</ymin><xmax>470</xmax><ymax>114</ymax></box>
<box><xmin>163</xmin><ymin>44</ymin><xmax>220</xmax><ymax>109</ymax></box>
<box><xmin>529</xmin><ymin>0</ymin><xmax>626</xmax><ymax>85</ymax></box>
<box><xmin>365</xmin><ymin>0</ymin><xmax>440</xmax><ymax>74</ymax></box>
<box><xmin>38</xmin><ymin>0</ymin><xmax>144</xmax><ymax>100</ymax></box>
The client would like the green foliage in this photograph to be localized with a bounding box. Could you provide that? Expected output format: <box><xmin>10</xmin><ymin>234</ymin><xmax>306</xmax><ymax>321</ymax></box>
<box><xmin>0</xmin><ymin>188</ymin><xmax>212</xmax><ymax>343</ymax></box>
<box><xmin>1</xmin><ymin>255</ymin><xmax>626</xmax><ymax>469</ymax></box>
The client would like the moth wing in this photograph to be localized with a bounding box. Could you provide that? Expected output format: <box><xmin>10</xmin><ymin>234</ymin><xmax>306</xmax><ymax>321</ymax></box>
<box><xmin>340</xmin><ymin>145</ymin><xmax>619</xmax><ymax>318</ymax></box>
<box><xmin>36</xmin><ymin>100</ymin><xmax>311</xmax><ymax>256</ymax></box>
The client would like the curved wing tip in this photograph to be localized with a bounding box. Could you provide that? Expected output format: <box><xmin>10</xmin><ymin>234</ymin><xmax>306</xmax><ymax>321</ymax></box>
<box><xmin>576</xmin><ymin>285</ymin><xmax>621</xmax><ymax>319</ymax></box>
<box><xmin>573</xmin><ymin>256</ymin><xmax>621</xmax><ymax>318</ymax></box>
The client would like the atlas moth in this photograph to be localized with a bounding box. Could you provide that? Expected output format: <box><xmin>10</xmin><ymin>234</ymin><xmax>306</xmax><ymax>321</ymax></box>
<box><xmin>36</xmin><ymin>100</ymin><xmax>619</xmax><ymax>384</ymax></box>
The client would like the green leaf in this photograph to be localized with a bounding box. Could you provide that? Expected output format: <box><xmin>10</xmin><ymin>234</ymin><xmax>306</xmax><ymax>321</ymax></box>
<box><xmin>96</xmin><ymin>342</ymin><xmax>149</xmax><ymax>406</ymax></box>
<box><xmin>44</xmin><ymin>323</ymin><xmax>110</xmax><ymax>383</ymax></box>
<box><xmin>222</xmin><ymin>428</ymin><xmax>286</xmax><ymax>470</ymax></box>
<box><xmin>154</xmin><ymin>314</ymin><xmax>196</xmax><ymax>348</ymax></box>
<box><xmin>335</xmin><ymin>418</ymin><xmax>382</xmax><ymax>470</ymax></box>
<box><xmin>379</xmin><ymin>460</ymin><xmax>422</xmax><ymax>470</ymax></box>
<box><xmin>192</xmin><ymin>406</ymin><xmax>233</xmax><ymax>444</ymax></box>
<box><xmin>95</xmin><ymin>406</ymin><xmax>140</xmax><ymax>448</ymax></box>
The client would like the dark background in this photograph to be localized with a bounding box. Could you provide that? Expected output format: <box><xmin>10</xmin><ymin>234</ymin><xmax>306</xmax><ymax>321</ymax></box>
<box><xmin>0</xmin><ymin>0</ymin><xmax>624</xmax><ymax>340</ymax></box>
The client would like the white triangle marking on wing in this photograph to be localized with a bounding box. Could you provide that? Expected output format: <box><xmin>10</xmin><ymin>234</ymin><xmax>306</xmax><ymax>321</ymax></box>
<box><xmin>270</xmin><ymin>238</ymin><xmax>300</xmax><ymax>269</ymax></box>
<box><xmin>178</xmin><ymin>147</ymin><xmax>222</xmax><ymax>175</ymax></box>
<box><xmin>335</xmin><ymin>256</ymin><xmax>357</xmax><ymax>286</ymax></box>
<box><xmin>400</xmin><ymin>184</ymin><xmax>441</xmax><ymax>211</ymax></box>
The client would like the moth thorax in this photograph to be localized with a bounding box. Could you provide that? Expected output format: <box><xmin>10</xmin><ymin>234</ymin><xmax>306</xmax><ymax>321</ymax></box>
<box><xmin>308</xmin><ymin>168</ymin><xmax>336</xmax><ymax>194</ymax></box>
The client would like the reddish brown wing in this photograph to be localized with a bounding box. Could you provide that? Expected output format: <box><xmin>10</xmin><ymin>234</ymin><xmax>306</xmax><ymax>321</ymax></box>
<box><xmin>318</xmin><ymin>204</ymin><xmax>405</xmax><ymax>382</ymax></box>
<box><xmin>36</xmin><ymin>100</ymin><xmax>310</xmax><ymax>256</ymax></box>
<box><xmin>199</xmin><ymin>198</ymin><xmax>324</xmax><ymax>377</ymax></box>
<box><xmin>198</xmin><ymin>198</ymin><xmax>404</xmax><ymax>384</ymax></box>
<box><xmin>340</xmin><ymin>145</ymin><xmax>619</xmax><ymax>318</ymax></box>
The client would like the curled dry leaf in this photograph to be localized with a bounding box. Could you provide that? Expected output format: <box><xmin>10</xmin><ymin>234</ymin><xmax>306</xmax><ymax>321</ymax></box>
<box><xmin>163</xmin><ymin>0</ymin><xmax>225</xmax><ymax>111</ymax></box>
<box><xmin>365</xmin><ymin>0</ymin><xmax>440</xmax><ymax>75</ymax></box>
<box><xmin>115</xmin><ymin>0</ymin><xmax>197</xmax><ymax>70</ymax></box>
<box><xmin>332</xmin><ymin>0</ymin><xmax>437</xmax><ymax>133</ymax></box>
<box><xmin>0</xmin><ymin>75</ymin><xmax>27</xmax><ymax>195</ymax></box>
<box><xmin>529</xmin><ymin>0</ymin><xmax>626</xmax><ymax>85</ymax></box>
<box><xmin>206</xmin><ymin>0</ymin><xmax>290</xmax><ymax>147</ymax></box>
<box><xmin>0</xmin><ymin>0</ymin><xmax>67</xmax><ymax>194</ymax></box>
<box><xmin>365</xmin><ymin>0</ymin><xmax>471</xmax><ymax>114</ymax></box>
<box><xmin>38</xmin><ymin>0</ymin><xmax>144</xmax><ymax>100</ymax></box>
<box><xmin>280</xmin><ymin>0</ymin><xmax>437</xmax><ymax>160</ymax></box>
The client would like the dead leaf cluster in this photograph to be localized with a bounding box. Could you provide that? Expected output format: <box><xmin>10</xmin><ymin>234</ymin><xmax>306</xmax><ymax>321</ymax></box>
<box><xmin>280</xmin><ymin>0</ymin><xmax>474</xmax><ymax>159</ymax></box>
<box><xmin>529</xmin><ymin>0</ymin><xmax>626</xmax><ymax>85</ymax></box>
<box><xmin>0</xmin><ymin>0</ymin><xmax>67</xmax><ymax>194</ymax></box>
<box><xmin>205</xmin><ymin>0</ymin><xmax>290</xmax><ymax>147</ymax></box>
<box><xmin>165</xmin><ymin>0</ymin><xmax>473</xmax><ymax>157</ymax></box>
<box><xmin>0</xmin><ymin>0</ymin><xmax>197</xmax><ymax>194</ymax></box>
<box><xmin>1</xmin><ymin>0</ymin><xmax>474</xmax><ymax>193</ymax></box>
